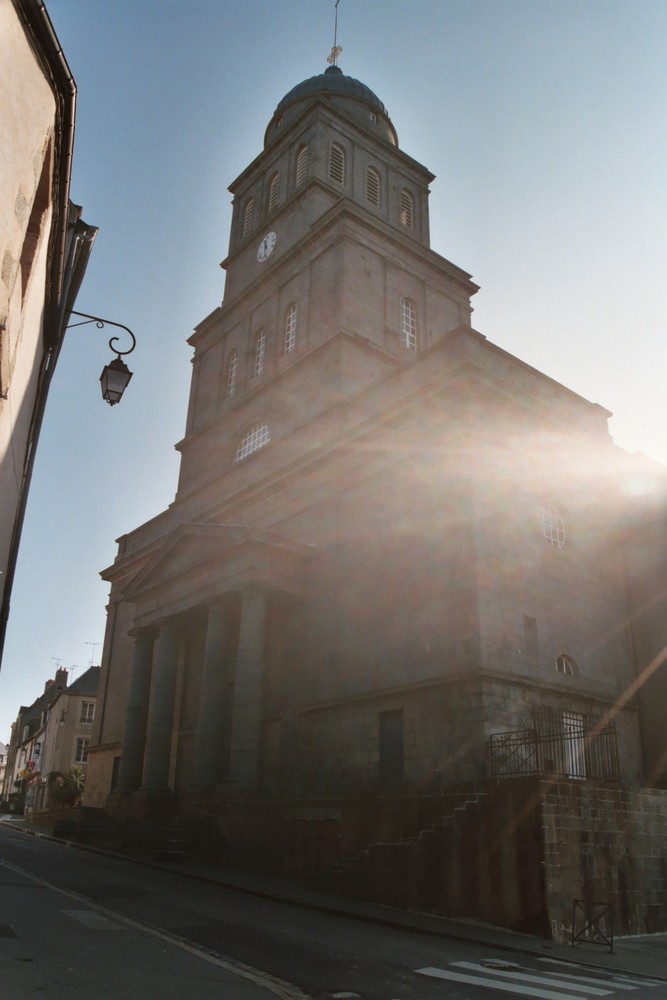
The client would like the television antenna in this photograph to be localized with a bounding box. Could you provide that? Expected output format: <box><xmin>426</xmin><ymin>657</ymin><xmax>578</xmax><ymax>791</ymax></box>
<box><xmin>86</xmin><ymin>641</ymin><xmax>101</xmax><ymax>666</ymax></box>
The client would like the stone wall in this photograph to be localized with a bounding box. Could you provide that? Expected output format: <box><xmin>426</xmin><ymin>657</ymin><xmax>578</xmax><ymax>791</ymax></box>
<box><xmin>541</xmin><ymin>781</ymin><xmax>667</xmax><ymax>940</ymax></box>
<box><xmin>197</xmin><ymin>779</ymin><xmax>667</xmax><ymax>942</ymax></box>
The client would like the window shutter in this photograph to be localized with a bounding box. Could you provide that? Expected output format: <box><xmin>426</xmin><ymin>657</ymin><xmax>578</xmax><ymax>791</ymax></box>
<box><xmin>242</xmin><ymin>197</ymin><xmax>254</xmax><ymax>238</ymax></box>
<box><xmin>366</xmin><ymin>167</ymin><xmax>380</xmax><ymax>207</ymax></box>
<box><xmin>268</xmin><ymin>173</ymin><xmax>279</xmax><ymax>214</ymax></box>
<box><xmin>296</xmin><ymin>145</ymin><xmax>308</xmax><ymax>187</ymax></box>
<box><xmin>400</xmin><ymin>189</ymin><xmax>414</xmax><ymax>228</ymax></box>
<box><xmin>329</xmin><ymin>144</ymin><xmax>345</xmax><ymax>184</ymax></box>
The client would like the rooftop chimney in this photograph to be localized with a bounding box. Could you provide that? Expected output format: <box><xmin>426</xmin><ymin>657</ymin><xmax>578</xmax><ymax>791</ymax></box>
<box><xmin>55</xmin><ymin>667</ymin><xmax>69</xmax><ymax>690</ymax></box>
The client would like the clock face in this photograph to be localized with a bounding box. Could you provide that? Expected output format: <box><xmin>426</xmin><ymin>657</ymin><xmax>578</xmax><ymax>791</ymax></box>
<box><xmin>257</xmin><ymin>231</ymin><xmax>276</xmax><ymax>262</ymax></box>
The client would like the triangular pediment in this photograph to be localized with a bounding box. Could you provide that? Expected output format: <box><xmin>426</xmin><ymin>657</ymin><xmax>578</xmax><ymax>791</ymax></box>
<box><xmin>123</xmin><ymin>522</ymin><xmax>313</xmax><ymax>608</ymax></box>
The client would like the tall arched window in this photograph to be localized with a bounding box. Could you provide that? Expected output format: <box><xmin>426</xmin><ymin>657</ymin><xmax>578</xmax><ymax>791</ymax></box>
<box><xmin>400</xmin><ymin>189</ymin><xmax>414</xmax><ymax>228</ymax></box>
<box><xmin>226</xmin><ymin>350</ymin><xmax>238</xmax><ymax>397</ymax></box>
<box><xmin>267</xmin><ymin>172</ymin><xmax>280</xmax><ymax>214</ymax></box>
<box><xmin>254</xmin><ymin>329</ymin><xmax>266</xmax><ymax>377</ymax></box>
<box><xmin>401</xmin><ymin>298</ymin><xmax>417</xmax><ymax>350</ymax></box>
<box><xmin>242</xmin><ymin>197</ymin><xmax>255</xmax><ymax>238</ymax></box>
<box><xmin>235</xmin><ymin>423</ymin><xmax>270</xmax><ymax>462</ymax></box>
<box><xmin>366</xmin><ymin>166</ymin><xmax>381</xmax><ymax>207</ymax></box>
<box><xmin>295</xmin><ymin>145</ymin><xmax>308</xmax><ymax>187</ymax></box>
<box><xmin>284</xmin><ymin>304</ymin><xmax>297</xmax><ymax>354</ymax></box>
<box><xmin>329</xmin><ymin>143</ymin><xmax>345</xmax><ymax>185</ymax></box>
<box><xmin>539</xmin><ymin>504</ymin><xmax>565</xmax><ymax>548</ymax></box>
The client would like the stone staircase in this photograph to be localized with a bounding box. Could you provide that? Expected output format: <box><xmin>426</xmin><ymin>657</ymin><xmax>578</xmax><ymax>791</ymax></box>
<box><xmin>318</xmin><ymin>787</ymin><xmax>490</xmax><ymax>910</ymax></box>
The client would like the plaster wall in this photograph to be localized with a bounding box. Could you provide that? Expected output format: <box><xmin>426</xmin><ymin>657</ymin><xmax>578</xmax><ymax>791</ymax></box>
<box><xmin>0</xmin><ymin>2</ymin><xmax>57</xmax><ymax>613</ymax></box>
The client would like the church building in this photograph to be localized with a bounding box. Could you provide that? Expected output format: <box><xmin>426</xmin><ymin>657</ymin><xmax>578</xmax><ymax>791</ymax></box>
<box><xmin>84</xmin><ymin>61</ymin><xmax>667</xmax><ymax>939</ymax></box>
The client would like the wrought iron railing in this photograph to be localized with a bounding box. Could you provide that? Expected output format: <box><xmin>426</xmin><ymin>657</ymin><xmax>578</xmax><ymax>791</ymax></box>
<box><xmin>487</xmin><ymin>711</ymin><xmax>619</xmax><ymax>783</ymax></box>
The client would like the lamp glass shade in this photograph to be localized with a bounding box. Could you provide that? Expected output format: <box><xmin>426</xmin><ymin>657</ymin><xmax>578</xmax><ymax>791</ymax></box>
<box><xmin>100</xmin><ymin>357</ymin><xmax>133</xmax><ymax>405</ymax></box>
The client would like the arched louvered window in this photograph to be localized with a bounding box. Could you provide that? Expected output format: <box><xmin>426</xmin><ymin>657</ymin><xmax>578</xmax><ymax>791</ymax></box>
<box><xmin>242</xmin><ymin>197</ymin><xmax>255</xmax><ymax>238</ymax></box>
<box><xmin>284</xmin><ymin>304</ymin><xmax>297</xmax><ymax>354</ymax></box>
<box><xmin>329</xmin><ymin>143</ymin><xmax>345</xmax><ymax>185</ymax></box>
<box><xmin>556</xmin><ymin>654</ymin><xmax>578</xmax><ymax>676</ymax></box>
<box><xmin>400</xmin><ymin>189</ymin><xmax>414</xmax><ymax>228</ymax></box>
<box><xmin>366</xmin><ymin>166</ymin><xmax>381</xmax><ymax>207</ymax></box>
<box><xmin>401</xmin><ymin>298</ymin><xmax>417</xmax><ymax>350</ymax></box>
<box><xmin>235</xmin><ymin>423</ymin><xmax>270</xmax><ymax>462</ymax></box>
<box><xmin>226</xmin><ymin>350</ymin><xmax>238</xmax><ymax>397</ymax></box>
<box><xmin>295</xmin><ymin>145</ymin><xmax>308</xmax><ymax>187</ymax></box>
<box><xmin>267</xmin><ymin>172</ymin><xmax>280</xmax><ymax>214</ymax></box>
<box><xmin>254</xmin><ymin>329</ymin><xmax>266</xmax><ymax>377</ymax></box>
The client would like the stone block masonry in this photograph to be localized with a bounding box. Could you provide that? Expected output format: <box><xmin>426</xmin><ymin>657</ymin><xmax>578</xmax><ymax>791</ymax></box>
<box><xmin>541</xmin><ymin>782</ymin><xmax>667</xmax><ymax>940</ymax></box>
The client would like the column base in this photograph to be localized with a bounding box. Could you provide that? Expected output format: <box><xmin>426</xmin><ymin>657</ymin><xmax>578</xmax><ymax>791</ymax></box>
<box><xmin>131</xmin><ymin>787</ymin><xmax>175</xmax><ymax>820</ymax></box>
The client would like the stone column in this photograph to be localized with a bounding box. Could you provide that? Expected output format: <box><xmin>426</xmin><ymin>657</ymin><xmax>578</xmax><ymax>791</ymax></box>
<box><xmin>115</xmin><ymin>629</ymin><xmax>154</xmax><ymax>795</ymax></box>
<box><xmin>140</xmin><ymin>618</ymin><xmax>180</xmax><ymax>792</ymax></box>
<box><xmin>192</xmin><ymin>600</ymin><xmax>227</xmax><ymax>787</ymax></box>
<box><xmin>227</xmin><ymin>589</ymin><xmax>266</xmax><ymax>787</ymax></box>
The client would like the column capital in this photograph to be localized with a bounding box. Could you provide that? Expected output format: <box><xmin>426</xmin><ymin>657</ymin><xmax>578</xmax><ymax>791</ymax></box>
<box><xmin>205</xmin><ymin>596</ymin><xmax>226</xmax><ymax>612</ymax></box>
<box><xmin>128</xmin><ymin>625</ymin><xmax>158</xmax><ymax>642</ymax></box>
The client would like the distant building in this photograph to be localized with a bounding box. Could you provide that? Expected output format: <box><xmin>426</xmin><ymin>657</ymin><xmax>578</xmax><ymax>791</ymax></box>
<box><xmin>0</xmin><ymin>0</ymin><xmax>96</xmax><ymax>666</ymax></box>
<box><xmin>1</xmin><ymin>665</ymin><xmax>99</xmax><ymax>813</ymax></box>
<box><xmin>85</xmin><ymin>63</ymin><xmax>667</xmax><ymax>938</ymax></box>
<box><xmin>0</xmin><ymin>741</ymin><xmax>7</xmax><ymax>801</ymax></box>
<box><xmin>30</xmin><ymin>665</ymin><xmax>100</xmax><ymax>812</ymax></box>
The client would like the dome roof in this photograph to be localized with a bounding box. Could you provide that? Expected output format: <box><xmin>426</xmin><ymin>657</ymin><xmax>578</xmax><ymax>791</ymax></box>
<box><xmin>275</xmin><ymin>65</ymin><xmax>388</xmax><ymax>116</ymax></box>
<box><xmin>264</xmin><ymin>65</ymin><xmax>398</xmax><ymax>148</ymax></box>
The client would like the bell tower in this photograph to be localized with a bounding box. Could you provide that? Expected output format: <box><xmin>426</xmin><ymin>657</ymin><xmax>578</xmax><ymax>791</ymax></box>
<box><xmin>176</xmin><ymin>64</ymin><xmax>478</xmax><ymax>502</ymax></box>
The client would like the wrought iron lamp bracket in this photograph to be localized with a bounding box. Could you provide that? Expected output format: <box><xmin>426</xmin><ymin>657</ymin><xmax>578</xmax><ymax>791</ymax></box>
<box><xmin>68</xmin><ymin>310</ymin><xmax>137</xmax><ymax>358</ymax></box>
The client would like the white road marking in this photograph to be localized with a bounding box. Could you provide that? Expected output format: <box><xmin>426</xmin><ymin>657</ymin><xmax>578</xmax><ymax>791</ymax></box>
<box><xmin>528</xmin><ymin>966</ymin><xmax>640</xmax><ymax>990</ymax></box>
<box><xmin>417</xmin><ymin>965</ymin><xmax>611</xmax><ymax>999</ymax></box>
<box><xmin>612</xmin><ymin>979</ymin><xmax>664</xmax><ymax>989</ymax></box>
<box><xmin>1</xmin><ymin>860</ymin><xmax>306</xmax><ymax>1000</ymax></box>
<box><xmin>454</xmin><ymin>961</ymin><xmax>616</xmax><ymax>995</ymax></box>
<box><xmin>539</xmin><ymin>957</ymin><xmax>665</xmax><ymax>988</ymax></box>
<box><xmin>62</xmin><ymin>909</ymin><xmax>122</xmax><ymax>930</ymax></box>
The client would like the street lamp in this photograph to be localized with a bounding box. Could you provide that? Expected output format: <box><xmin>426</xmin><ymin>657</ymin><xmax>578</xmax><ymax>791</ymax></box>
<box><xmin>67</xmin><ymin>310</ymin><xmax>137</xmax><ymax>405</ymax></box>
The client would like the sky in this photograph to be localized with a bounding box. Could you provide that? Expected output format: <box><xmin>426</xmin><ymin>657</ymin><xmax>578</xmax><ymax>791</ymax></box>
<box><xmin>1</xmin><ymin>0</ymin><xmax>666</xmax><ymax>743</ymax></box>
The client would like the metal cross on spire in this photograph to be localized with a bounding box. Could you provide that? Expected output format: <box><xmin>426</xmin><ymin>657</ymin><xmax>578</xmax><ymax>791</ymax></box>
<box><xmin>327</xmin><ymin>0</ymin><xmax>342</xmax><ymax>66</ymax></box>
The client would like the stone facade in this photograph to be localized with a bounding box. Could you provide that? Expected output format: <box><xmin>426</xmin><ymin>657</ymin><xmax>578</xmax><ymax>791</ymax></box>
<box><xmin>84</xmin><ymin>62</ymin><xmax>667</xmax><ymax>935</ymax></box>
<box><xmin>0</xmin><ymin>0</ymin><xmax>95</xmax><ymax>663</ymax></box>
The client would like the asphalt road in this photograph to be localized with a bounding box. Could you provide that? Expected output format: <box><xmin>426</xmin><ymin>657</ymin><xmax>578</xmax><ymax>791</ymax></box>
<box><xmin>1</xmin><ymin>826</ymin><xmax>664</xmax><ymax>1000</ymax></box>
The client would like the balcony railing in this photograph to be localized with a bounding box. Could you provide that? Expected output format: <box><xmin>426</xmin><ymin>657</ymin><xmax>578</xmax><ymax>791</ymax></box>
<box><xmin>487</xmin><ymin>711</ymin><xmax>619</xmax><ymax>783</ymax></box>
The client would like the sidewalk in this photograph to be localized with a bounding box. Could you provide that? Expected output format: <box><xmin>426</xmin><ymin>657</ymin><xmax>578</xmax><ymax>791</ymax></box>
<box><xmin>2</xmin><ymin>814</ymin><xmax>666</xmax><ymax>984</ymax></box>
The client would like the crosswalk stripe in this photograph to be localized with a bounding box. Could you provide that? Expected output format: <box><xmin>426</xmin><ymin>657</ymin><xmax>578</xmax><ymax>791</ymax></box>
<box><xmin>453</xmin><ymin>961</ymin><xmax>615</xmax><ymax>996</ymax></box>
<box><xmin>416</xmin><ymin>966</ymin><xmax>612</xmax><ymax>999</ymax></box>
<box><xmin>539</xmin><ymin>957</ymin><xmax>664</xmax><ymax>988</ymax></box>
<box><xmin>612</xmin><ymin>976</ymin><xmax>664</xmax><ymax>989</ymax></box>
<box><xmin>528</xmin><ymin>966</ymin><xmax>639</xmax><ymax>990</ymax></box>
